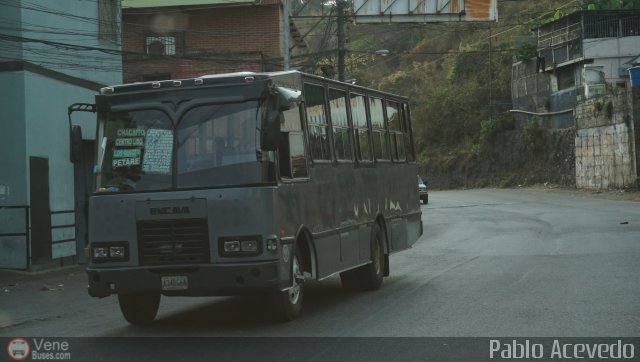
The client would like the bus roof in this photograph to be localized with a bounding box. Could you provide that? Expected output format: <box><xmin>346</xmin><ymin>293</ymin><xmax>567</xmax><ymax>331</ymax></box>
<box><xmin>99</xmin><ymin>70</ymin><xmax>408</xmax><ymax>101</ymax></box>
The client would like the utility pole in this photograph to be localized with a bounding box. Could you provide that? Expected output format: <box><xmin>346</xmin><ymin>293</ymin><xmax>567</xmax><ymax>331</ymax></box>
<box><xmin>488</xmin><ymin>24</ymin><xmax>493</xmax><ymax>120</ymax></box>
<box><xmin>282</xmin><ymin>0</ymin><xmax>290</xmax><ymax>70</ymax></box>
<box><xmin>337</xmin><ymin>0</ymin><xmax>346</xmax><ymax>81</ymax></box>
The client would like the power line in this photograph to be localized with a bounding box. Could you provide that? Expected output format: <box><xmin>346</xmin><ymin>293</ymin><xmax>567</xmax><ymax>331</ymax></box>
<box><xmin>0</xmin><ymin>0</ymin><xmax>586</xmax><ymax>76</ymax></box>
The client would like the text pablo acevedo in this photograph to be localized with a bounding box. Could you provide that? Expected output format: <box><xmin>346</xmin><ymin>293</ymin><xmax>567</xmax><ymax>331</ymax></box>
<box><xmin>489</xmin><ymin>339</ymin><xmax>636</xmax><ymax>360</ymax></box>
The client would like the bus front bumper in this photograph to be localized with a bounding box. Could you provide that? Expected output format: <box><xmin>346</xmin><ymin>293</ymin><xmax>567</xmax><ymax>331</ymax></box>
<box><xmin>86</xmin><ymin>261</ymin><xmax>284</xmax><ymax>297</ymax></box>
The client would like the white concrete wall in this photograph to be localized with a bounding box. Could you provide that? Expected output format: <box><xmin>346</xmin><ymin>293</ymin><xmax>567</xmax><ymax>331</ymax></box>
<box><xmin>575</xmin><ymin>90</ymin><xmax>637</xmax><ymax>189</ymax></box>
<box><xmin>575</xmin><ymin>124</ymin><xmax>635</xmax><ymax>188</ymax></box>
<box><xmin>583</xmin><ymin>36</ymin><xmax>640</xmax><ymax>83</ymax></box>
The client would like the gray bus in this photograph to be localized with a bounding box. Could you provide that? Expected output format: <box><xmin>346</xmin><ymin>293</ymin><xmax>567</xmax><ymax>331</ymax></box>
<box><xmin>76</xmin><ymin>70</ymin><xmax>422</xmax><ymax>324</ymax></box>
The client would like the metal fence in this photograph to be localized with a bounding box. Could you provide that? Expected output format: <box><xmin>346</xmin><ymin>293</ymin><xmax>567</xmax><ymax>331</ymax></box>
<box><xmin>0</xmin><ymin>205</ymin><xmax>30</xmax><ymax>269</ymax></box>
<box><xmin>583</xmin><ymin>13</ymin><xmax>640</xmax><ymax>39</ymax></box>
<box><xmin>0</xmin><ymin>206</ymin><xmax>76</xmax><ymax>270</ymax></box>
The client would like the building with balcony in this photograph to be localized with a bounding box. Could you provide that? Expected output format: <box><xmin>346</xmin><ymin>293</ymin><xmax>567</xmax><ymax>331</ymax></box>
<box><xmin>511</xmin><ymin>9</ymin><xmax>640</xmax><ymax>128</ymax></box>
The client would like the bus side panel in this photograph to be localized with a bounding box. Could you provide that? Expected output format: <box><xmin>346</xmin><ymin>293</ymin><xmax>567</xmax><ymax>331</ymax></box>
<box><xmin>277</xmin><ymin>163</ymin><xmax>361</xmax><ymax>279</ymax></box>
<box><xmin>275</xmin><ymin>159</ymin><xmax>421</xmax><ymax>278</ymax></box>
<box><xmin>389</xmin><ymin>218</ymin><xmax>408</xmax><ymax>251</ymax></box>
<box><xmin>379</xmin><ymin>161</ymin><xmax>422</xmax><ymax>253</ymax></box>
<box><xmin>339</xmin><ymin>225</ymin><xmax>360</xmax><ymax>267</ymax></box>
<box><xmin>407</xmin><ymin>212</ymin><xmax>423</xmax><ymax>247</ymax></box>
<box><xmin>334</xmin><ymin>163</ymin><xmax>360</xmax><ymax>269</ymax></box>
<box><xmin>358</xmin><ymin>223</ymin><xmax>372</xmax><ymax>262</ymax></box>
<box><xmin>369</xmin><ymin>162</ymin><xmax>420</xmax><ymax>253</ymax></box>
<box><xmin>314</xmin><ymin>233</ymin><xmax>342</xmax><ymax>279</ymax></box>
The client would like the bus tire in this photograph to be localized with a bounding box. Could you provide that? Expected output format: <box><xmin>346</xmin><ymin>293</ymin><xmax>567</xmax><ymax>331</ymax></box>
<box><xmin>340</xmin><ymin>222</ymin><xmax>385</xmax><ymax>291</ymax></box>
<box><xmin>118</xmin><ymin>293</ymin><xmax>160</xmax><ymax>325</ymax></box>
<box><xmin>273</xmin><ymin>247</ymin><xmax>304</xmax><ymax>321</ymax></box>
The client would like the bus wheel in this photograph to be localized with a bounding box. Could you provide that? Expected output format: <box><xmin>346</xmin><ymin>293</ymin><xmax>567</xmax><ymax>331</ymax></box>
<box><xmin>340</xmin><ymin>222</ymin><xmax>385</xmax><ymax>291</ymax></box>
<box><xmin>273</xmin><ymin>247</ymin><xmax>304</xmax><ymax>321</ymax></box>
<box><xmin>118</xmin><ymin>293</ymin><xmax>160</xmax><ymax>325</ymax></box>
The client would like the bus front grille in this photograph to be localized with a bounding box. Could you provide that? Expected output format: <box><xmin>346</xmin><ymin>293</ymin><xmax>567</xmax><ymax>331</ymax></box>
<box><xmin>137</xmin><ymin>218</ymin><xmax>210</xmax><ymax>266</ymax></box>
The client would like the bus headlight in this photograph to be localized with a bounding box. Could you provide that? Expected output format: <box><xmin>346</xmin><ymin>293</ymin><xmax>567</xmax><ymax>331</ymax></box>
<box><xmin>109</xmin><ymin>246</ymin><xmax>126</xmax><ymax>258</ymax></box>
<box><xmin>241</xmin><ymin>240</ymin><xmax>258</xmax><ymax>252</ymax></box>
<box><xmin>223</xmin><ymin>241</ymin><xmax>240</xmax><ymax>253</ymax></box>
<box><xmin>91</xmin><ymin>242</ymin><xmax>128</xmax><ymax>263</ymax></box>
<box><xmin>219</xmin><ymin>236</ymin><xmax>262</xmax><ymax>256</ymax></box>
<box><xmin>93</xmin><ymin>247</ymin><xmax>109</xmax><ymax>259</ymax></box>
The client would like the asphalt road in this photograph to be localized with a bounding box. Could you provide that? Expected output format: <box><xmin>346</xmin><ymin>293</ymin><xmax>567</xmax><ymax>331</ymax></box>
<box><xmin>1</xmin><ymin>188</ymin><xmax>639</xmax><ymax>339</ymax></box>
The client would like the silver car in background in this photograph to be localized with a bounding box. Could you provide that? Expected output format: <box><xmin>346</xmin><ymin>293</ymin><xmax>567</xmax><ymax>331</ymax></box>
<box><xmin>418</xmin><ymin>175</ymin><xmax>428</xmax><ymax>204</ymax></box>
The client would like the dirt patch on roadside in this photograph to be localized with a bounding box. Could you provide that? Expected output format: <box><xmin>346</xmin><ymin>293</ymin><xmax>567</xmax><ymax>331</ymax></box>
<box><xmin>423</xmin><ymin>128</ymin><xmax>577</xmax><ymax>190</ymax></box>
<box><xmin>521</xmin><ymin>184</ymin><xmax>640</xmax><ymax>202</ymax></box>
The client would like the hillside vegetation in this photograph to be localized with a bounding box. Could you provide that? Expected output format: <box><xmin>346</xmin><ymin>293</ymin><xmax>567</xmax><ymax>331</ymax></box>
<box><xmin>320</xmin><ymin>0</ymin><xmax>635</xmax><ymax>187</ymax></box>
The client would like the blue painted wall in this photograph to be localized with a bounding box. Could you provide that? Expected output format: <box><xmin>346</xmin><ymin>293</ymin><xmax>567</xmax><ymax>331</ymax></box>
<box><xmin>550</xmin><ymin>89</ymin><xmax>577</xmax><ymax>129</ymax></box>
<box><xmin>18</xmin><ymin>1</ymin><xmax>122</xmax><ymax>86</ymax></box>
<box><xmin>0</xmin><ymin>72</ymin><xmax>28</xmax><ymax>269</ymax></box>
<box><xmin>0</xmin><ymin>0</ymin><xmax>122</xmax><ymax>269</ymax></box>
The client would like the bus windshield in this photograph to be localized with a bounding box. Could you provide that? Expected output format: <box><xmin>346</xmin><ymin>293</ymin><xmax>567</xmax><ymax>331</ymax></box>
<box><xmin>96</xmin><ymin>100</ymin><xmax>269</xmax><ymax>192</ymax></box>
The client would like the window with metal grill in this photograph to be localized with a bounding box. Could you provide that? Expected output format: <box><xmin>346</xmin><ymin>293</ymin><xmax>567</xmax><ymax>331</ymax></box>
<box><xmin>145</xmin><ymin>34</ymin><xmax>184</xmax><ymax>56</ymax></box>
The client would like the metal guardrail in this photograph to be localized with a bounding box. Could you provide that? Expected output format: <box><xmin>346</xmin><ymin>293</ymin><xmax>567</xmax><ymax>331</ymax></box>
<box><xmin>540</xmin><ymin>14</ymin><xmax>640</xmax><ymax>45</ymax></box>
<box><xmin>538</xmin><ymin>23</ymin><xmax>582</xmax><ymax>49</ymax></box>
<box><xmin>621</xmin><ymin>15</ymin><xmax>640</xmax><ymax>37</ymax></box>
<box><xmin>0</xmin><ymin>205</ymin><xmax>30</xmax><ymax>269</ymax></box>
<box><xmin>1</xmin><ymin>206</ymin><xmax>76</xmax><ymax>269</ymax></box>
<box><xmin>51</xmin><ymin>209</ymin><xmax>76</xmax><ymax>245</ymax></box>
<box><xmin>583</xmin><ymin>14</ymin><xmax>640</xmax><ymax>39</ymax></box>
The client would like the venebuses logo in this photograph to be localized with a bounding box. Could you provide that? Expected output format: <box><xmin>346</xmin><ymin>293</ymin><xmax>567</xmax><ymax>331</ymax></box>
<box><xmin>7</xmin><ymin>338</ymin><xmax>30</xmax><ymax>361</ymax></box>
<box><xmin>5</xmin><ymin>338</ymin><xmax>72</xmax><ymax>361</ymax></box>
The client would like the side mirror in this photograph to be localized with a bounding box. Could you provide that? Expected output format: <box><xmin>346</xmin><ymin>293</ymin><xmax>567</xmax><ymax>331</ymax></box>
<box><xmin>70</xmin><ymin>125</ymin><xmax>83</xmax><ymax>163</ymax></box>
<box><xmin>275</xmin><ymin>86</ymin><xmax>302</xmax><ymax>111</ymax></box>
<box><xmin>261</xmin><ymin>110</ymin><xmax>281</xmax><ymax>151</ymax></box>
<box><xmin>260</xmin><ymin>86</ymin><xmax>300</xmax><ymax>151</ymax></box>
<box><xmin>67</xmin><ymin>103</ymin><xmax>96</xmax><ymax>164</ymax></box>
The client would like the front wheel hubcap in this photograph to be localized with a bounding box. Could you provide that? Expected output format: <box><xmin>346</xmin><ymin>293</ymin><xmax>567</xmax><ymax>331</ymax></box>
<box><xmin>288</xmin><ymin>255</ymin><xmax>302</xmax><ymax>304</ymax></box>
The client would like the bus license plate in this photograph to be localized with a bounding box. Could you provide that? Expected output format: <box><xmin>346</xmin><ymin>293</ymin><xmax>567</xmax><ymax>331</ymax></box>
<box><xmin>161</xmin><ymin>276</ymin><xmax>188</xmax><ymax>291</ymax></box>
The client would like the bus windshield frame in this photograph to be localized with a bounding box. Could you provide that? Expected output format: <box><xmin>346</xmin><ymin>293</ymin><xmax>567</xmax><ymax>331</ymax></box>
<box><xmin>95</xmin><ymin>98</ymin><xmax>275</xmax><ymax>193</ymax></box>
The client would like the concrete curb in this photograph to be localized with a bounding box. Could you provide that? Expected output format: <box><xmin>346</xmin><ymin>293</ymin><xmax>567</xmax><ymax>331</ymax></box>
<box><xmin>0</xmin><ymin>265</ymin><xmax>85</xmax><ymax>284</ymax></box>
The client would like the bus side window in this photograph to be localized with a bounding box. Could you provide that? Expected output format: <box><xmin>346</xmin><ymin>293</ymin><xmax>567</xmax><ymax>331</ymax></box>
<box><xmin>401</xmin><ymin>103</ymin><xmax>416</xmax><ymax>162</ymax></box>
<box><xmin>350</xmin><ymin>93</ymin><xmax>372</xmax><ymax>162</ymax></box>
<box><xmin>329</xmin><ymin>88</ymin><xmax>352</xmax><ymax>162</ymax></box>
<box><xmin>387</xmin><ymin>101</ymin><xmax>405</xmax><ymax>162</ymax></box>
<box><xmin>279</xmin><ymin>107</ymin><xmax>308</xmax><ymax>179</ymax></box>
<box><xmin>304</xmin><ymin>83</ymin><xmax>331</xmax><ymax>161</ymax></box>
<box><xmin>369</xmin><ymin>97</ymin><xmax>389</xmax><ymax>161</ymax></box>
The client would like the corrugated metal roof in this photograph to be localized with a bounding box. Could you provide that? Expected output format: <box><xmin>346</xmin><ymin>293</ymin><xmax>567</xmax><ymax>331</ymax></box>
<box><xmin>122</xmin><ymin>0</ymin><xmax>254</xmax><ymax>8</ymax></box>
